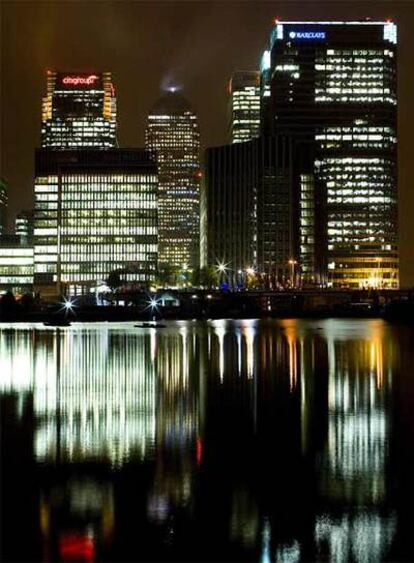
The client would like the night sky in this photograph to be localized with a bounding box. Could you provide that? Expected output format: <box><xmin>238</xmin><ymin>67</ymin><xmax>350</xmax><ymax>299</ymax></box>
<box><xmin>1</xmin><ymin>0</ymin><xmax>413</xmax><ymax>286</ymax></box>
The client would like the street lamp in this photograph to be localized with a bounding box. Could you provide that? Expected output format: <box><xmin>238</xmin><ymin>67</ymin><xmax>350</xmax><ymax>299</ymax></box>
<box><xmin>288</xmin><ymin>259</ymin><xmax>297</xmax><ymax>288</ymax></box>
<box><xmin>216</xmin><ymin>261</ymin><xmax>230</xmax><ymax>287</ymax></box>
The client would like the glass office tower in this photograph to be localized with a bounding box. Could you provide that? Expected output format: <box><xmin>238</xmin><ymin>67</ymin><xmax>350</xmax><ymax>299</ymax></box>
<box><xmin>34</xmin><ymin>150</ymin><xmax>158</xmax><ymax>297</ymax></box>
<box><xmin>229</xmin><ymin>71</ymin><xmax>261</xmax><ymax>144</ymax></box>
<box><xmin>264</xmin><ymin>21</ymin><xmax>398</xmax><ymax>288</ymax></box>
<box><xmin>15</xmin><ymin>210</ymin><xmax>35</xmax><ymax>243</ymax></box>
<box><xmin>41</xmin><ymin>71</ymin><xmax>117</xmax><ymax>149</ymax></box>
<box><xmin>205</xmin><ymin>136</ymin><xmax>294</xmax><ymax>287</ymax></box>
<box><xmin>145</xmin><ymin>91</ymin><xmax>201</xmax><ymax>271</ymax></box>
<box><xmin>0</xmin><ymin>237</ymin><xmax>33</xmax><ymax>294</ymax></box>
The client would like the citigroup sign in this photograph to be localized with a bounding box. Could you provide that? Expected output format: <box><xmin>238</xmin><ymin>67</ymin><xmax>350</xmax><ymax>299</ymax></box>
<box><xmin>62</xmin><ymin>74</ymin><xmax>98</xmax><ymax>86</ymax></box>
<box><xmin>289</xmin><ymin>30</ymin><xmax>326</xmax><ymax>40</ymax></box>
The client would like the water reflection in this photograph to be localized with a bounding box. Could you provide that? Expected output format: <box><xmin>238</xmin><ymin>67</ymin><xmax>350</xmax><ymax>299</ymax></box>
<box><xmin>1</xmin><ymin>319</ymin><xmax>413</xmax><ymax>562</ymax></box>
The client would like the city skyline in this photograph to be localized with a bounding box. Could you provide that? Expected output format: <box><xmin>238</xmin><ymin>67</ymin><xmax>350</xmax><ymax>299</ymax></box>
<box><xmin>1</xmin><ymin>0</ymin><xmax>414</xmax><ymax>285</ymax></box>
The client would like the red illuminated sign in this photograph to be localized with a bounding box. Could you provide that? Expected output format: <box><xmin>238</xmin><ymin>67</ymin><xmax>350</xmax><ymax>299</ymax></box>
<box><xmin>59</xmin><ymin>533</ymin><xmax>95</xmax><ymax>562</ymax></box>
<box><xmin>62</xmin><ymin>74</ymin><xmax>98</xmax><ymax>86</ymax></box>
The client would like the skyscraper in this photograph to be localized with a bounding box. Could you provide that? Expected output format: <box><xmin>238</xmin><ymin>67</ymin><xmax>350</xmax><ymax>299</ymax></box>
<box><xmin>205</xmin><ymin>136</ymin><xmax>294</xmax><ymax>287</ymax></box>
<box><xmin>263</xmin><ymin>21</ymin><xmax>398</xmax><ymax>288</ymax></box>
<box><xmin>34</xmin><ymin>149</ymin><xmax>158</xmax><ymax>297</ymax></box>
<box><xmin>41</xmin><ymin>71</ymin><xmax>117</xmax><ymax>149</ymax></box>
<box><xmin>229</xmin><ymin>71</ymin><xmax>261</xmax><ymax>144</ymax></box>
<box><xmin>145</xmin><ymin>91</ymin><xmax>201</xmax><ymax>271</ymax></box>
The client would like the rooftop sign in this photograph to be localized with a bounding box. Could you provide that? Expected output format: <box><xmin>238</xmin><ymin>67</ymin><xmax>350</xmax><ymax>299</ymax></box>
<box><xmin>61</xmin><ymin>74</ymin><xmax>99</xmax><ymax>86</ymax></box>
<box><xmin>289</xmin><ymin>30</ymin><xmax>326</xmax><ymax>40</ymax></box>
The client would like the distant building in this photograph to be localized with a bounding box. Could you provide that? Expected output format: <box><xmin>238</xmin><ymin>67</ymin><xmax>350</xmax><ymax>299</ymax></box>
<box><xmin>229</xmin><ymin>71</ymin><xmax>260</xmax><ymax>144</ymax></box>
<box><xmin>0</xmin><ymin>235</ymin><xmax>33</xmax><ymax>294</ymax></box>
<box><xmin>15</xmin><ymin>209</ymin><xmax>35</xmax><ymax>243</ymax></box>
<box><xmin>145</xmin><ymin>91</ymin><xmax>201</xmax><ymax>270</ymax></box>
<box><xmin>263</xmin><ymin>21</ymin><xmax>399</xmax><ymax>288</ymax></box>
<box><xmin>205</xmin><ymin>136</ymin><xmax>295</xmax><ymax>287</ymax></box>
<box><xmin>34</xmin><ymin>149</ymin><xmax>158</xmax><ymax>297</ymax></box>
<box><xmin>0</xmin><ymin>178</ymin><xmax>7</xmax><ymax>236</ymax></box>
<box><xmin>41</xmin><ymin>71</ymin><xmax>117</xmax><ymax>149</ymax></box>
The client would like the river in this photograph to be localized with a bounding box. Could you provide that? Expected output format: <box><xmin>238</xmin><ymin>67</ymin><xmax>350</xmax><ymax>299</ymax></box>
<box><xmin>1</xmin><ymin>319</ymin><xmax>413</xmax><ymax>562</ymax></box>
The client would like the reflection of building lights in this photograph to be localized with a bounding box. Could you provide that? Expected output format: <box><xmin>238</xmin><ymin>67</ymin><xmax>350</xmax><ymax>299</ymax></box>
<box><xmin>324</xmin><ymin>321</ymin><xmax>391</xmax><ymax>504</ymax></box>
<box><xmin>241</xmin><ymin>323</ymin><xmax>255</xmax><ymax>379</ymax></box>
<box><xmin>315</xmin><ymin>513</ymin><xmax>396</xmax><ymax>563</ymax></box>
<box><xmin>237</xmin><ymin>330</ymin><xmax>242</xmax><ymax>377</ymax></box>
<box><xmin>213</xmin><ymin>322</ymin><xmax>226</xmax><ymax>382</ymax></box>
<box><xmin>281</xmin><ymin>320</ymin><xmax>298</xmax><ymax>390</ymax></box>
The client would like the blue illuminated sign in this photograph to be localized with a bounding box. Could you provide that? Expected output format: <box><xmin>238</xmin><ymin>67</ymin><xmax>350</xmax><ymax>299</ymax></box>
<box><xmin>289</xmin><ymin>30</ymin><xmax>326</xmax><ymax>40</ymax></box>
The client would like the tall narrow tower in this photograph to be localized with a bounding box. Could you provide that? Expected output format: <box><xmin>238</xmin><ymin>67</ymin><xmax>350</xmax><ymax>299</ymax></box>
<box><xmin>228</xmin><ymin>71</ymin><xmax>260</xmax><ymax>144</ymax></box>
<box><xmin>146</xmin><ymin>91</ymin><xmax>201</xmax><ymax>271</ymax></box>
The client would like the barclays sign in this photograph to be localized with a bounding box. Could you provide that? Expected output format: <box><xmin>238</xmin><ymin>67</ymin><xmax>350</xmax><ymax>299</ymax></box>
<box><xmin>289</xmin><ymin>30</ymin><xmax>326</xmax><ymax>40</ymax></box>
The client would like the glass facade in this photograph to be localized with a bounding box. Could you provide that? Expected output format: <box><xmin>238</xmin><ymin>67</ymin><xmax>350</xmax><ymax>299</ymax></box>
<box><xmin>41</xmin><ymin>71</ymin><xmax>117</xmax><ymax>149</ymax></box>
<box><xmin>145</xmin><ymin>92</ymin><xmax>201</xmax><ymax>270</ymax></box>
<box><xmin>266</xmin><ymin>21</ymin><xmax>398</xmax><ymax>288</ymax></box>
<box><xmin>34</xmin><ymin>150</ymin><xmax>158</xmax><ymax>296</ymax></box>
<box><xmin>0</xmin><ymin>243</ymin><xmax>34</xmax><ymax>293</ymax></box>
<box><xmin>15</xmin><ymin>209</ymin><xmax>34</xmax><ymax>244</ymax></box>
<box><xmin>229</xmin><ymin>71</ymin><xmax>261</xmax><ymax>144</ymax></box>
<box><xmin>205</xmin><ymin>137</ymin><xmax>293</xmax><ymax>287</ymax></box>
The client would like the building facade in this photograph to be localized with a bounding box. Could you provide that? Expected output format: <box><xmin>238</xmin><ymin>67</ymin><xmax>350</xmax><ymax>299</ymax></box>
<box><xmin>145</xmin><ymin>91</ymin><xmax>201</xmax><ymax>271</ymax></box>
<box><xmin>205</xmin><ymin>137</ymin><xmax>295</xmax><ymax>287</ymax></box>
<box><xmin>34</xmin><ymin>149</ymin><xmax>158</xmax><ymax>297</ymax></box>
<box><xmin>15</xmin><ymin>210</ymin><xmax>35</xmax><ymax>243</ymax></box>
<box><xmin>41</xmin><ymin>71</ymin><xmax>117</xmax><ymax>149</ymax></box>
<box><xmin>0</xmin><ymin>236</ymin><xmax>34</xmax><ymax>294</ymax></box>
<box><xmin>205</xmin><ymin>141</ymin><xmax>257</xmax><ymax>275</ymax></box>
<box><xmin>229</xmin><ymin>71</ymin><xmax>261</xmax><ymax>144</ymax></box>
<box><xmin>264</xmin><ymin>21</ymin><xmax>398</xmax><ymax>288</ymax></box>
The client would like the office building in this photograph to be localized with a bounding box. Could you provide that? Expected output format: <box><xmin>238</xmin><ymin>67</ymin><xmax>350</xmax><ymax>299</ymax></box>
<box><xmin>34</xmin><ymin>149</ymin><xmax>158</xmax><ymax>297</ymax></box>
<box><xmin>0</xmin><ymin>178</ymin><xmax>7</xmax><ymax>236</ymax></box>
<box><xmin>205</xmin><ymin>141</ymin><xmax>256</xmax><ymax>275</ymax></box>
<box><xmin>41</xmin><ymin>71</ymin><xmax>117</xmax><ymax>149</ymax></box>
<box><xmin>229</xmin><ymin>71</ymin><xmax>261</xmax><ymax>144</ymax></box>
<box><xmin>205</xmin><ymin>136</ymin><xmax>295</xmax><ymax>287</ymax></box>
<box><xmin>145</xmin><ymin>91</ymin><xmax>201</xmax><ymax>271</ymax></box>
<box><xmin>263</xmin><ymin>21</ymin><xmax>398</xmax><ymax>288</ymax></box>
<box><xmin>0</xmin><ymin>236</ymin><xmax>34</xmax><ymax>294</ymax></box>
<box><xmin>15</xmin><ymin>210</ymin><xmax>35</xmax><ymax>243</ymax></box>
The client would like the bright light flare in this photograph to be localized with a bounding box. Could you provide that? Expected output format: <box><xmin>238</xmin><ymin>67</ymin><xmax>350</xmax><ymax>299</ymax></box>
<box><xmin>216</xmin><ymin>261</ymin><xmax>229</xmax><ymax>273</ymax></box>
<box><xmin>147</xmin><ymin>297</ymin><xmax>161</xmax><ymax>311</ymax></box>
<box><xmin>60</xmin><ymin>297</ymin><xmax>76</xmax><ymax>312</ymax></box>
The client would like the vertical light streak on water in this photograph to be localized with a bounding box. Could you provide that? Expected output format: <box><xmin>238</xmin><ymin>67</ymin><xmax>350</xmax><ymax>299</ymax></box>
<box><xmin>241</xmin><ymin>322</ymin><xmax>255</xmax><ymax>380</ymax></box>
<box><xmin>213</xmin><ymin>321</ymin><xmax>226</xmax><ymax>383</ymax></box>
<box><xmin>236</xmin><ymin>329</ymin><xmax>242</xmax><ymax>377</ymax></box>
<box><xmin>282</xmin><ymin>321</ymin><xmax>298</xmax><ymax>391</ymax></box>
<box><xmin>317</xmin><ymin>320</ymin><xmax>394</xmax><ymax>562</ymax></box>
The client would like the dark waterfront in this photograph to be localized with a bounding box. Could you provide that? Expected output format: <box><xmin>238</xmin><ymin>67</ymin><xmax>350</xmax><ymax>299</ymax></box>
<box><xmin>1</xmin><ymin>319</ymin><xmax>414</xmax><ymax>562</ymax></box>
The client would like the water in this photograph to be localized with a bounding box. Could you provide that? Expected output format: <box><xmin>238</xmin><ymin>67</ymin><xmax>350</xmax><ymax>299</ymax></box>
<box><xmin>1</xmin><ymin>319</ymin><xmax>413</xmax><ymax>562</ymax></box>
